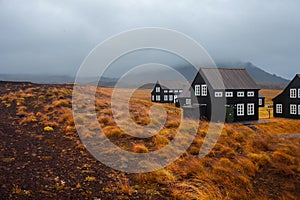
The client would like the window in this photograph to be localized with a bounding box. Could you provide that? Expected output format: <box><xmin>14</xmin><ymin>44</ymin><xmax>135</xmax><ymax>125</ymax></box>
<box><xmin>298</xmin><ymin>89</ymin><xmax>300</xmax><ymax>98</ymax></box>
<box><xmin>290</xmin><ymin>104</ymin><xmax>297</xmax><ymax>115</ymax></box>
<box><xmin>195</xmin><ymin>85</ymin><xmax>200</xmax><ymax>96</ymax></box>
<box><xmin>186</xmin><ymin>98</ymin><xmax>191</xmax><ymax>105</ymax></box>
<box><xmin>164</xmin><ymin>90</ymin><xmax>168</xmax><ymax>93</ymax></box>
<box><xmin>237</xmin><ymin>91</ymin><xmax>244</xmax><ymax>97</ymax></box>
<box><xmin>237</xmin><ymin>104</ymin><xmax>244</xmax><ymax>116</ymax></box>
<box><xmin>225</xmin><ymin>92</ymin><xmax>233</xmax><ymax>97</ymax></box>
<box><xmin>164</xmin><ymin>95</ymin><xmax>168</xmax><ymax>101</ymax></box>
<box><xmin>201</xmin><ymin>84</ymin><xmax>207</xmax><ymax>96</ymax></box>
<box><xmin>169</xmin><ymin>95</ymin><xmax>173</xmax><ymax>101</ymax></box>
<box><xmin>247</xmin><ymin>103</ymin><xmax>255</xmax><ymax>115</ymax></box>
<box><xmin>156</xmin><ymin>87</ymin><xmax>160</xmax><ymax>93</ymax></box>
<box><xmin>214</xmin><ymin>92</ymin><xmax>223</xmax><ymax>97</ymax></box>
<box><xmin>156</xmin><ymin>95</ymin><xmax>160</xmax><ymax>101</ymax></box>
<box><xmin>247</xmin><ymin>91</ymin><xmax>255</xmax><ymax>97</ymax></box>
<box><xmin>259</xmin><ymin>99</ymin><xmax>262</xmax><ymax>106</ymax></box>
<box><xmin>290</xmin><ymin>89</ymin><xmax>296</xmax><ymax>98</ymax></box>
<box><xmin>298</xmin><ymin>105</ymin><xmax>300</xmax><ymax>115</ymax></box>
<box><xmin>152</xmin><ymin>95</ymin><xmax>154</xmax><ymax>101</ymax></box>
<box><xmin>169</xmin><ymin>90</ymin><xmax>173</xmax><ymax>93</ymax></box>
<box><xmin>179</xmin><ymin>90</ymin><xmax>183</xmax><ymax>93</ymax></box>
<box><xmin>276</xmin><ymin>104</ymin><xmax>282</xmax><ymax>114</ymax></box>
<box><xmin>174</xmin><ymin>90</ymin><xmax>178</xmax><ymax>93</ymax></box>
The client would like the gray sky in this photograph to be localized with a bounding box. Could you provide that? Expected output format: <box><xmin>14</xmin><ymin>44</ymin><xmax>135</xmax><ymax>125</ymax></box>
<box><xmin>0</xmin><ymin>0</ymin><xmax>299</xmax><ymax>79</ymax></box>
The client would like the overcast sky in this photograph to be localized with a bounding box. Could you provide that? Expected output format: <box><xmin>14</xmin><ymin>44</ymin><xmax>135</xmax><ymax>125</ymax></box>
<box><xmin>0</xmin><ymin>0</ymin><xmax>299</xmax><ymax>79</ymax></box>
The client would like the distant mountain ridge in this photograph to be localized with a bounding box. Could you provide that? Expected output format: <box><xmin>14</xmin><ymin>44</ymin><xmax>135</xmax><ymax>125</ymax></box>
<box><xmin>0</xmin><ymin>62</ymin><xmax>290</xmax><ymax>89</ymax></box>
<box><xmin>176</xmin><ymin>62</ymin><xmax>289</xmax><ymax>89</ymax></box>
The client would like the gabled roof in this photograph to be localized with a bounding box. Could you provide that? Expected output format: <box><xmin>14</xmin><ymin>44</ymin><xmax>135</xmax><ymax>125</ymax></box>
<box><xmin>156</xmin><ymin>80</ymin><xmax>191</xmax><ymax>90</ymax></box>
<box><xmin>272</xmin><ymin>74</ymin><xmax>300</xmax><ymax>101</ymax></box>
<box><xmin>199</xmin><ymin>68</ymin><xmax>259</xmax><ymax>90</ymax></box>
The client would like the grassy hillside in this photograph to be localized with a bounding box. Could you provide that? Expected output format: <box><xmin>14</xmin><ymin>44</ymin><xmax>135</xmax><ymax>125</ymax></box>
<box><xmin>0</xmin><ymin>83</ymin><xmax>299</xmax><ymax>199</ymax></box>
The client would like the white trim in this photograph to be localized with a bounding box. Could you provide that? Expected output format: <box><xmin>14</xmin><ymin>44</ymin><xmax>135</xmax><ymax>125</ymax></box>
<box><xmin>237</xmin><ymin>104</ymin><xmax>244</xmax><ymax>116</ymax></box>
<box><xmin>298</xmin><ymin>105</ymin><xmax>300</xmax><ymax>115</ymax></box>
<box><xmin>186</xmin><ymin>98</ymin><xmax>191</xmax><ymax>105</ymax></box>
<box><xmin>156</xmin><ymin>95</ymin><xmax>160</xmax><ymax>101</ymax></box>
<box><xmin>214</xmin><ymin>91</ymin><xmax>223</xmax><ymax>97</ymax></box>
<box><xmin>237</xmin><ymin>91</ymin><xmax>244</xmax><ymax>97</ymax></box>
<box><xmin>247</xmin><ymin>103</ymin><xmax>255</xmax><ymax>115</ymax></box>
<box><xmin>259</xmin><ymin>99</ymin><xmax>262</xmax><ymax>106</ymax></box>
<box><xmin>156</xmin><ymin>87</ymin><xmax>160</xmax><ymax>93</ymax></box>
<box><xmin>169</xmin><ymin>95</ymin><xmax>173</xmax><ymax>101</ymax></box>
<box><xmin>290</xmin><ymin>104</ymin><xmax>296</xmax><ymax>115</ymax></box>
<box><xmin>290</xmin><ymin>89</ymin><xmax>296</xmax><ymax>98</ymax></box>
<box><xmin>276</xmin><ymin>104</ymin><xmax>282</xmax><ymax>114</ymax></box>
<box><xmin>163</xmin><ymin>90</ymin><xmax>168</xmax><ymax>93</ymax></box>
<box><xmin>201</xmin><ymin>84</ymin><xmax>207</xmax><ymax>96</ymax></box>
<box><xmin>195</xmin><ymin>85</ymin><xmax>200</xmax><ymax>96</ymax></box>
<box><xmin>225</xmin><ymin>92</ymin><xmax>233</xmax><ymax>97</ymax></box>
<box><xmin>247</xmin><ymin>91</ymin><xmax>255</xmax><ymax>97</ymax></box>
<box><xmin>164</xmin><ymin>95</ymin><xmax>168</xmax><ymax>101</ymax></box>
<box><xmin>298</xmin><ymin>89</ymin><xmax>300</xmax><ymax>98</ymax></box>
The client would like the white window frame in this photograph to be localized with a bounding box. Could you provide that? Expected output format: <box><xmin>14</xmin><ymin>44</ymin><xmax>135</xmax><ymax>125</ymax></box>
<box><xmin>214</xmin><ymin>92</ymin><xmax>223</xmax><ymax>97</ymax></box>
<box><xmin>164</xmin><ymin>95</ymin><xmax>168</xmax><ymax>101</ymax></box>
<box><xmin>169</xmin><ymin>95</ymin><xmax>173</xmax><ymax>101</ymax></box>
<box><xmin>290</xmin><ymin>89</ymin><xmax>296</xmax><ymax>98</ymax></box>
<box><xmin>186</xmin><ymin>98</ymin><xmax>191</xmax><ymax>105</ymax></box>
<box><xmin>237</xmin><ymin>91</ymin><xmax>244</xmax><ymax>97</ymax></box>
<box><xmin>174</xmin><ymin>90</ymin><xmax>178</xmax><ymax>93</ymax></box>
<box><xmin>247</xmin><ymin>103</ymin><xmax>255</xmax><ymax>115</ymax></box>
<box><xmin>156</xmin><ymin>87</ymin><xmax>160</xmax><ymax>93</ymax></box>
<box><xmin>201</xmin><ymin>84</ymin><xmax>207</xmax><ymax>96</ymax></box>
<box><xmin>298</xmin><ymin>105</ymin><xmax>300</xmax><ymax>115</ymax></box>
<box><xmin>169</xmin><ymin>89</ymin><xmax>173</xmax><ymax>93</ymax></box>
<box><xmin>247</xmin><ymin>91</ymin><xmax>255</xmax><ymax>97</ymax></box>
<box><xmin>225</xmin><ymin>92</ymin><xmax>233</xmax><ymax>97</ymax></box>
<box><xmin>195</xmin><ymin>85</ymin><xmax>200</xmax><ymax>96</ymax></box>
<box><xmin>179</xmin><ymin>89</ymin><xmax>183</xmax><ymax>93</ymax></box>
<box><xmin>276</xmin><ymin>104</ymin><xmax>282</xmax><ymax>114</ymax></box>
<box><xmin>164</xmin><ymin>90</ymin><xmax>168</xmax><ymax>93</ymax></box>
<box><xmin>259</xmin><ymin>99</ymin><xmax>262</xmax><ymax>106</ymax></box>
<box><xmin>237</xmin><ymin>104</ymin><xmax>244</xmax><ymax>116</ymax></box>
<box><xmin>290</xmin><ymin>104</ymin><xmax>297</xmax><ymax>115</ymax></box>
<box><xmin>156</xmin><ymin>95</ymin><xmax>160</xmax><ymax>101</ymax></box>
<box><xmin>152</xmin><ymin>95</ymin><xmax>155</xmax><ymax>101</ymax></box>
<box><xmin>298</xmin><ymin>89</ymin><xmax>300</xmax><ymax>98</ymax></box>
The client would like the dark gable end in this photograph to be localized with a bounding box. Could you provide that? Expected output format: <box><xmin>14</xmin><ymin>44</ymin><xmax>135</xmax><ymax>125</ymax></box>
<box><xmin>272</xmin><ymin>74</ymin><xmax>300</xmax><ymax>119</ymax></box>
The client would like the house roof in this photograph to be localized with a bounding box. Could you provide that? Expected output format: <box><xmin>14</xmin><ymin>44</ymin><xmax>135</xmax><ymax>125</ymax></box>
<box><xmin>199</xmin><ymin>68</ymin><xmax>259</xmax><ymax>90</ymax></box>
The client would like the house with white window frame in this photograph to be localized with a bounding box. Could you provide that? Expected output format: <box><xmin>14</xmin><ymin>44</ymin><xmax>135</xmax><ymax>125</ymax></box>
<box><xmin>190</xmin><ymin>68</ymin><xmax>261</xmax><ymax>122</ymax></box>
<box><xmin>151</xmin><ymin>81</ymin><xmax>188</xmax><ymax>104</ymax></box>
<box><xmin>273</xmin><ymin>74</ymin><xmax>300</xmax><ymax>119</ymax></box>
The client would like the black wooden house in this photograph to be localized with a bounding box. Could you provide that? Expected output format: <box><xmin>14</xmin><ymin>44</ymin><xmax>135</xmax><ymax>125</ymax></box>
<box><xmin>190</xmin><ymin>68</ymin><xmax>261</xmax><ymax>122</ymax></box>
<box><xmin>151</xmin><ymin>81</ymin><xmax>188</xmax><ymax>103</ymax></box>
<box><xmin>272</xmin><ymin>74</ymin><xmax>300</xmax><ymax>119</ymax></box>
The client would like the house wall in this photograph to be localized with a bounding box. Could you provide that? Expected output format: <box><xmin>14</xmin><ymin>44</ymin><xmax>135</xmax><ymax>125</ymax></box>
<box><xmin>273</xmin><ymin>76</ymin><xmax>300</xmax><ymax>119</ymax></box>
<box><xmin>191</xmin><ymin>73</ymin><xmax>260</xmax><ymax>122</ymax></box>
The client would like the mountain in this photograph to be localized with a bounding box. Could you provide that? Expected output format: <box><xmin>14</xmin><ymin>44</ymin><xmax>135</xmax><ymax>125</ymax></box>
<box><xmin>176</xmin><ymin>62</ymin><xmax>289</xmax><ymax>89</ymax></box>
<box><xmin>0</xmin><ymin>62</ymin><xmax>290</xmax><ymax>89</ymax></box>
<box><xmin>217</xmin><ymin>62</ymin><xmax>289</xmax><ymax>89</ymax></box>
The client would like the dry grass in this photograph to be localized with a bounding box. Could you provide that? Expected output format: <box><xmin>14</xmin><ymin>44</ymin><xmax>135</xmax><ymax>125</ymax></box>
<box><xmin>2</xmin><ymin>85</ymin><xmax>300</xmax><ymax>199</ymax></box>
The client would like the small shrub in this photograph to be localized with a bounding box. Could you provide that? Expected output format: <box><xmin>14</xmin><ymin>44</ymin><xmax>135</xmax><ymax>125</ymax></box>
<box><xmin>44</xmin><ymin>126</ymin><xmax>54</xmax><ymax>132</ymax></box>
<box><xmin>133</xmin><ymin>144</ymin><xmax>148</xmax><ymax>153</ymax></box>
<box><xmin>85</xmin><ymin>176</ymin><xmax>96</xmax><ymax>182</ymax></box>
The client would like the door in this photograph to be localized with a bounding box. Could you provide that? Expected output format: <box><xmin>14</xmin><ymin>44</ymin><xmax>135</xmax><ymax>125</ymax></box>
<box><xmin>226</xmin><ymin>105</ymin><xmax>234</xmax><ymax>123</ymax></box>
